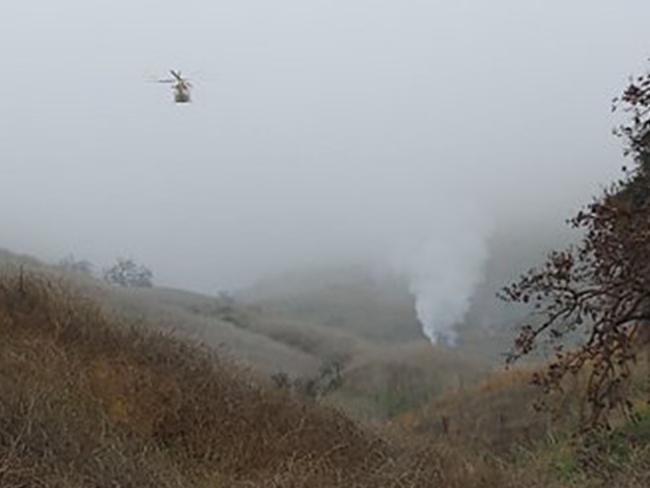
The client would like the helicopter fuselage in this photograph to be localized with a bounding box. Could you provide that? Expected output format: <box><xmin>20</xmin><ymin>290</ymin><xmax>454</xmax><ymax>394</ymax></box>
<box><xmin>174</xmin><ymin>85</ymin><xmax>191</xmax><ymax>103</ymax></box>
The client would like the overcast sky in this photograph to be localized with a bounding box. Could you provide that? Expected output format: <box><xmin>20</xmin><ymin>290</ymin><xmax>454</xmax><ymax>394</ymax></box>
<box><xmin>2</xmin><ymin>0</ymin><xmax>649</xmax><ymax>314</ymax></box>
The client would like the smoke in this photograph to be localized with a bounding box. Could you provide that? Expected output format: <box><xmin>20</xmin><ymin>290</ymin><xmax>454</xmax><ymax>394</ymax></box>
<box><xmin>396</xmin><ymin>203</ymin><xmax>491</xmax><ymax>345</ymax></box>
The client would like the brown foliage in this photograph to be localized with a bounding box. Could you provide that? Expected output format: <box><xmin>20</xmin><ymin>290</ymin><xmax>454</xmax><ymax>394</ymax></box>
<box><xmin>2</xmin><ymin>266</ymin><xmax>650</xmax><ymax>486</ymax></box>
<box><xmin>501</xmin><ymin>69</ymin><xmax>650</xmax><ymax>428</ymax></box>
<box><xmin>0</xmin><ymin>269</ymin><xmax>513</xmax><ymax>487</ymax></box>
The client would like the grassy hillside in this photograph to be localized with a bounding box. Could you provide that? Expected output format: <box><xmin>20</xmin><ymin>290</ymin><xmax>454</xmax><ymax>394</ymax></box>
<box><xmin>100</xmin><ymin>285</ymin><xmax>321</xmax><ymax>375</ymax></box>
<box><xmin>239</xmin><ymin>264</ymin><xmax>425</xmax><ymax>343</ymax></box>
<box><xmin>394</xmin><ymin>365</ymin><xmax>650</xmax><ymax>488</ymax></box>
<box><xmin>0</xmin><ymin>248</ymin><xmax>496</xmax><ymax>420</ymax></box>
<box><xmin>100</xmin><ymin>278</ymin><xmax>497</xmax><ymax>420</ymax></box>
<box><xmin>0</xmin><ymin>268</ymin><xmax>513</xmax><ymax>487</ymax></box>
<box><xmin>0</xmin><ymin>248</ymin><xmax>323</xmax><ymax>375</ymax></box>
<box><xmin>0</xmin><ymin>260</ymin><xmax>649</xmax><ymax>486</ymax></box>
<box><xmin>327</xmin><ymin>342</ymin><xmax>488</xmax><ymax>421</ymax></box>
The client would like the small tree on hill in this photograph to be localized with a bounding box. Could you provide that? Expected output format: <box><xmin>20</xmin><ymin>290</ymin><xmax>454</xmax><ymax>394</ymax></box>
<box><xmin>500</xmin><ymin>67</ymin><xmax>650</xmax><ymax>428</ymax></box>
<box><xmin>103</xmin><ymin>258</ymin><xmax>154</xmax><ymax>288</ymax></box>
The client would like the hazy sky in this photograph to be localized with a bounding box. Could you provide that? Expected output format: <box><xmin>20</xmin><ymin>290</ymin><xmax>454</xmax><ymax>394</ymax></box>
<box><xmin>2</xmin><ymin>1</ymin><xmax>649</xmax><ymax>336</ymax></box>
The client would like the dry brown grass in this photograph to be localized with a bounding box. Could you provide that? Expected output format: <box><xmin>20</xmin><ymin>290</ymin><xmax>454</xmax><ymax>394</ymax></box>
<box><xmin>0</xmin><ymin>269</ymin><xmax>513</xmax><ymax>487</ymax></box>
<box><xmin>395</xmin><ymin>359</ymin><xmax>650</xmax><ymax>488</ymax></box>
<box><xmin>399</xmin><ymin>365</ymin><xmax>577</xmax><ymax>453</ymax></box>
<box><xmin>1</xmin><ymin>266</ymin><xmax>647</xmax><ymax>487</ymax></box>
<box><xmin>328</xmin><ymin>342</ymin><xmax>489</xmax><ymax>421</ymax></box>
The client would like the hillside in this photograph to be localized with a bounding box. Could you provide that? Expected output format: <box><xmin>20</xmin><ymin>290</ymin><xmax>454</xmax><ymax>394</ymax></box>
<box><xmin>0</xmin><ymin>248</ymin><xmax>497</xmax><ymax>419</ymax></box>
<box><xmin>0</xmin><ymin>267</ymin><xmax>510</xmax><ymax>487</ymax></box>
<box><xmin>239</xmin><ymin>264</ymin><xmax>425</xmax><ymax>343</ymax></box>
<box><xmin>1</xmin><ymin>256</ymin><xmax>649</xmax><ymax>486</ymax></box>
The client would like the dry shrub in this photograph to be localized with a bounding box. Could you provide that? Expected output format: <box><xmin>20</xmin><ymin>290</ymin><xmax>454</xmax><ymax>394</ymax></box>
<box><xmin>6</xmin><ymin>267</ymin><xmax>644</xmax><ymax>487</ymax></box>
<box><xmin>0</xmin><ymin>308</ymin><xmax>187</xmax><ymax>488</ymax></box>
<box><xmin>399</xmin><ymin>366</ymin><xmax>555</xmax><ymax>452</ymax></box>
<box><xmin>2</xmin><ymin>269</ymin><xmax>509</xmax><ymax>487</ymax></box>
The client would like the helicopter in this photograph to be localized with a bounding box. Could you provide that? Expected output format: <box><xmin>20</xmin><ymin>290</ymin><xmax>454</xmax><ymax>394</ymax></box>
<box><xmin>156</xmin><ymin>70</ymin><xmax>192</xmax><ymax>103</ymax></box>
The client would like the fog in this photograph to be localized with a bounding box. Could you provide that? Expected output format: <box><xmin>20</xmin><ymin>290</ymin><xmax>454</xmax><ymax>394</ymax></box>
<box><xmin>2</xmin><ymin>1</ymin><xmax>649</xmax><ymax>341</ymax></box>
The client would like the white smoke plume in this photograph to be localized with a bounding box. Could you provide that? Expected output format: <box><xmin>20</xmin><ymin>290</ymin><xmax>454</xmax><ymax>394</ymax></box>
<box><xmin>408</xmin><ymin>236</ymin><xmax>488</xmax><ymax>344</ymax></box>
<box><xmin>396</xmin><ymin>205</ymin><xmax>491</xmax><ymax>345</ymax></box>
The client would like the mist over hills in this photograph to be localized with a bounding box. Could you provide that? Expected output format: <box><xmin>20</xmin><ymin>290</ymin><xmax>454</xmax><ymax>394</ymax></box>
<box><xmin>0</xmin><ymin>245</ymin><xmax>500</xmax><ymax>415</ymax></box>
<box><xmin>1</xmin><ymin>213</ymin><xmax>571</xmax><ymax>368</ymax></box>
<box><xmin>0</xmin><ymin>214</ymin><xmax>578</xmax><ymax>422</ymax></box>
<box><xmin>240</xmin><ymin>263</ymin><xmax>424</xmax><ymax>343</ymax></box>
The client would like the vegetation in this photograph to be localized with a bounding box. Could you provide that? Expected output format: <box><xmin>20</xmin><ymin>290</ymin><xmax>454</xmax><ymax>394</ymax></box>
<box><xmin>241</xmin><ymin>265</ymin><xmax>425</xmax><ymax>343</ymax></box>
<box><xmin>271</xmin><ymin>359</ymin><xmax>344</xmax><ymax>401</ymax></box>
<box><xmin>501</xmin><ymin>68</ymin><xmax>650</xmax><ymax>427</ymax></box>
<box><xmin>103</xmin><ymin>257</ymin><xmax>154</xmax><ymax>288</ymax></box>
<box><xmin>0</xmin><ymin>268</ymin><xmax>511</xmax><ymax>487</ymax></box>
<box><xmin>1</xmin><ymin>267</ymin><xmax>649</xmax><ymax>486</ymax></box>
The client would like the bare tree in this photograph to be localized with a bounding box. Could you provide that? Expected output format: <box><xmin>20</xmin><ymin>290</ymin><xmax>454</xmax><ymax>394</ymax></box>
<box><xmin>500</xmin><ymin>67</ymin><xmax>650</xmax><ymax>428</ymax></box>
